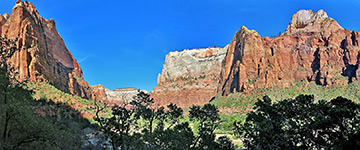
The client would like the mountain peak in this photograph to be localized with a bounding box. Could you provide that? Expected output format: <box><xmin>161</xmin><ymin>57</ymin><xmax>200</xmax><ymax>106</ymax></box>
<box><xmin>293</xmin><ymin>9</ymin><xmax>328</xmax><ymax>23</ymax></box>
<box><xmin>239</xmin><ymin>26</ymin><xmax>260</xmax><ymax>36</ymax></box>
<box><xmin>0</xmin><ymin>0</ymin><xmax>92</xmax><ymax>99</ymax></box>
<box><xmin>284</xmin><ymin>9</ymin><xmax>343</xmax><ymax>35</ymax></box>
<box><xmin>13</xmin><ymin>0</ymin><xmax>39</xmax><ymax>18</ymax></box>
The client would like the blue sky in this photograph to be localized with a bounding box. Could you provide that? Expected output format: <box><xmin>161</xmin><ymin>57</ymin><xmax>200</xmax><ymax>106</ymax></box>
<box><xmin>1</xmin><ymin>0</ymin><xmax>360</xmax><ymax>91</ymax></box>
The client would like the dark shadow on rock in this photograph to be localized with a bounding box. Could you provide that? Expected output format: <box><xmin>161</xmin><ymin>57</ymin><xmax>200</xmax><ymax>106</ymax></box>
<box><xmin>311</xmin><ymin>47</ymin><xmax>321</xmax><ymax>85</ymax></box>
<box><xmin>342</xmin><ymin>64</ymin><xmax>358</xmax><ymax>83</ymax></box>
<box><xmin>209</xmin><ymin>97</ymin><xmax>216</xmax><ymax>102</ymax></box>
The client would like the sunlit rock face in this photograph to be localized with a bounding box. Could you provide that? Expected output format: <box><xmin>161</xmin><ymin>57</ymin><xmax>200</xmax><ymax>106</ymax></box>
<box><xmin>152</xmin><ymin>46</ymin><xmax>228</xmax><ymax>108</ymax></box>
<box><xmin>0</xmin><ymin>13</ymin><xmax>9</xmax><ymax>33</ymax></box>
<box><xmin>218</xmin><ymin>9</ymin><xmax>360</xmax><ymax>95</ymax></box>
<box><xmin>284</xmin><ymin>9</ymin><xmax>330</xmax><ymax>35</ymax></box>
<box><xmin>91</xmin><ymin>84</ymin><xmax>147</xmax><ymax>102</ymax></box>
<box><xmin>91</xmin><ymin>84</ymin><xmax>146</xmax><ymax>105</ymax></box>
<box><xmin>1</xmin><ymin>0</ymin><xmax>91</xmax><ymax>99</ymax></box>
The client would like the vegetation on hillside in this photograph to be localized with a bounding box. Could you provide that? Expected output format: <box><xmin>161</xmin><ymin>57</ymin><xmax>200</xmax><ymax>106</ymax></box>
<box><xmin>211</xmin><ymin>80</ymin><xmax>360</xmax><ymax>132</ymax></box>
<box><xmin>209</xmin><ymin>79</ymin><xmax>360</xmax><ymax>148</ymax></box>
<box><xmin>212</xmin><ymin>80</ymin><xmax>360</xmax><ymax>111</ymax></box>
<box><xmin>27</xmin><ymin>81</ymin><xmax>110</xmax><ymax>122</ymax></box>
<box><xmin>0</xmin><ymin>69</ymin><xmax>80</xmax><ymax>149</ymax></box>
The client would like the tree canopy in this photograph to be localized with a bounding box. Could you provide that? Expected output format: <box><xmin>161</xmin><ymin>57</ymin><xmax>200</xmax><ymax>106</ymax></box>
<box><xmin>95</xmin><ymin>91</ymin><xmax>234</xmax><ymax>150</ymax></box>
<box><xmin>235</xmin><ymin>94</ymin><xmax>360</xmax><ymax>149</ymax></box>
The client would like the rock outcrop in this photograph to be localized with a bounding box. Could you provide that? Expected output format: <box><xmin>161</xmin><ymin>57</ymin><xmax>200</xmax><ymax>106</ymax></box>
<box><xmin>0</xmin><ymin>13</ymin><xmax>9</xmax><ymax>34</ymax></box>
<box><xmin>1</xmin><ymin>0</ymin><xmax>91</xmax><ymax>99</ymax></box>
<box><xmin>218</xmin><ymin>9</ymin><xmax>359</xmax><ymax>95</ymax></box>
<box><xmin>91</xmin><ymin>84</ymin><xmax>146</xmax><ymax>105</ymax></box>
<box><xmin>152</xmin><ymin>46</ymin><xmax>228</xmax><ymax>108</ymax></box>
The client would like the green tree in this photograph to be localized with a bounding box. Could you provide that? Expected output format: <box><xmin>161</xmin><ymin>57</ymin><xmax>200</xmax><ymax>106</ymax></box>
<box><xmin>235</xmin><ymin>94</ymin><xmax>360</xmax><ymax>149</ymax></box>
<box><xmin>131</xmin><ymin>92</ymin><xmax>193</xmax><ymax>149</ymax></box>
<box><xmin>189</xmin><ymin>104</ymin><xmax>234</xmax><ymax>150</ymax></box>
<box><xmin>95</xmin><ymin>91</ymin><xmax>195</xmax><ymax>150</ymax></box>
<box><xmin>95</xmin><ymin>92</ymin><xmax>235</xmax><ymax>150</ymax></box>
<box><xmin>95</xmin><ymin>100</ymin><xmax>136</xmax><ymax>150</ymax></box>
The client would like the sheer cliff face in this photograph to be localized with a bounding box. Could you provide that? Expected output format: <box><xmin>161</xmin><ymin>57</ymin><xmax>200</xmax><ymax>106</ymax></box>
<box><xmin>218</xmin><ymin>9</ymin><xmax>360</xmax><ymax>95</ymax></box>
<box><xmin>0</xmin><ymin>1</ymin><xmax>91</xmax><ymax>99</ymax></box>
<box><xmin>152</xmin><ymin>46</ymin><xmax>228</xmax><ymax>108</ymax></box>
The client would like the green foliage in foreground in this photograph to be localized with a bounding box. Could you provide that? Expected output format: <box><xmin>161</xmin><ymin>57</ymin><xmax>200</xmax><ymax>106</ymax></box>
<box><xmin>0</xmin><ymin>67</ymin><xmax>76</xmax><ymax>149</ymax></box>
<box><xmin>95</xmin><ymin>92</ymin><xmax>235</xmax><ymax>150</ymax></box>
<box><xmin>235</xmin><ymin>95</ymin><xmax>360</xmax><ymax>149</ymax></box>
<box><xmin>212</xmin><ymin>80</ymin><xmax>360</xmax><ymax>135</ymax></box>
<box><xmin>217</xmin><ymin>113</ymin><xmax>246</xmax><ymax>134</ymax></box>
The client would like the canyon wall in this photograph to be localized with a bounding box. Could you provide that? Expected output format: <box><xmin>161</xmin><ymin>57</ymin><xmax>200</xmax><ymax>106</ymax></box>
<box><xmin>1</xmin><ymin>0</ymin><xmax>91</xmax><ymax>99</ymax></box>
<box><xmin>154</xmin><ymin>9</ymin><xmax>360</xmax><ymax>108</ymax></box>
<box><xmin>218</xmin><ymin>9</ymin><xmax>360</xmax><ymax>95</ymax></box>
<box><xmin>152</xmin><ymin>46</ymin><xmax>228</xmax><ymax>108</ymax></box>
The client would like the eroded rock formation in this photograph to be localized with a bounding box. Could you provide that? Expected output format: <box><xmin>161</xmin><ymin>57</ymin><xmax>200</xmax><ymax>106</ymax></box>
<box><xmin>0</xmin><ymin>13</ymin><xmax>9</xmax><ymax>34</ymax></box>
<box><xmin>152</xmin><ymin>46</ymin><xmax>228</xmax><ymax>108</ymax></box>
<box><xmin>91</xmin><ymin>84</ymin><xmax>146</xmax><ymax>105</ymax></box>
<box><xmin>218</xmin><ymin>9</ymin><xmax>360</xmax><ymax>95</ymax></box>
<box><xmin>1</xmin><ymin>0</ymin><xmax>91</xmax><ymax>99</ymax></box>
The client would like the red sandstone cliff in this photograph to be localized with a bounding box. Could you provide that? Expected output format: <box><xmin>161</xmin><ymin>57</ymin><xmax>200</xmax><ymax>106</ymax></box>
<box><xmin>153</xmin><ymin>9</ymin><xmax>360</xmax><ymax>108</ymax></box>
<box><xmin>218</xmin><ymin>9</ymin><xmax>359</xmax><ymax>95</ymax></box>
<box><xmin>1</xmin><ymin>0</ymin><xmax>91</xmax><ymax>99</ymax></box>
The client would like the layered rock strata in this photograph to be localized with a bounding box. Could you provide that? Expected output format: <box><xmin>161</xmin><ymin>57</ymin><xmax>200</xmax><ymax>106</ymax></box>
<box><xmin>1</xmin><ymin>0</ymin><xmax>91</xmax><ymax>99</ymax></box>
<box><xmin>218</xmin><ymin>9</ymin><xmax>359</xmax><ymax>95</ymax></box>
<box><xmin>91</xmin><ymin>84</ymin><xmax>146</xmax><ymax>104</ymax></box>
<box><xmin>152</xmin><ymin>46</ymin><xmax>228</xmax><ymax>108</ymax></box>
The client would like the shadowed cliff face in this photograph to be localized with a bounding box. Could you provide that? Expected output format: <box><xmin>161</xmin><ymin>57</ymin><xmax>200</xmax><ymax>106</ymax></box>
<box><xmin>218</xmin><ymin>9</ymin><xmax>360</xmax><ymax>95</ymax></box>
<box><xmin>0</xmin><ymin>0</ymin><xmax>91</xmax><ymax>99</ymax></box>
<box><xmin>152</xmin><ymin>46</ymin><xmax>228</xmax><ymax>108</ymax></box>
